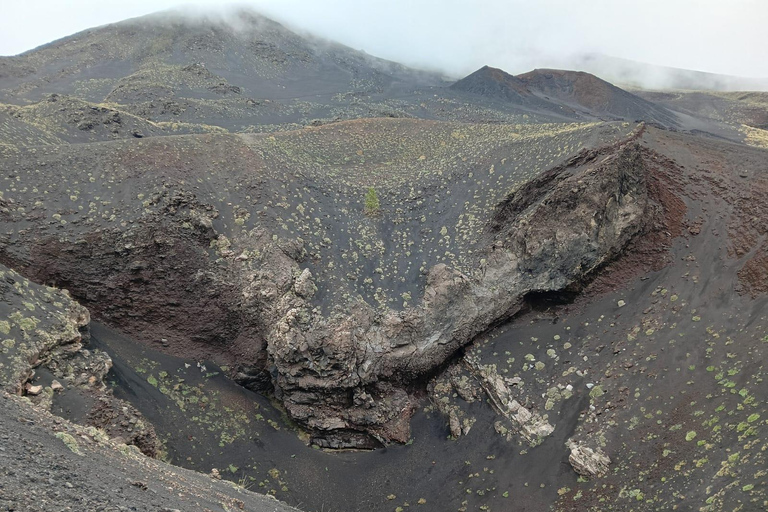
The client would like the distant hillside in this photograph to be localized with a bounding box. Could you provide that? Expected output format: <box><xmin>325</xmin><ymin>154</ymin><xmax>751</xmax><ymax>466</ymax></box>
<box><xmin>568</xmin><ymin>53</ymin><xmax>768</xmax><ymax>92</ymax></box>
<box><xmin>451</xmin><ymin>65</ymin><xmax>677</xmax><ymax>126</ymax></box>
<box><xmin>632</xmin><ymin>89</ymin><xmax>768</xmax><ymax>130</ymax></box>
<box><xmin>450</xmin><ymin>65</ymin><xmax>533</xmax><ymax>104</ymax></box>
<box><xmin>518</xmin><ymin>68</ymin><xmax>677</xmax><ymax>125</ymax></box>
<box><xmin>0</xmin><ymin>9</ymin><xmax>444</xmax><ymax>104</ymax></box>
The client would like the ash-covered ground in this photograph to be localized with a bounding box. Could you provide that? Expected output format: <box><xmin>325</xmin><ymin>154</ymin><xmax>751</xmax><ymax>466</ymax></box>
<box><xmin>1</xmin><ymin>8</ymin><xmax>767</xmax><ymax>512</ymax></box>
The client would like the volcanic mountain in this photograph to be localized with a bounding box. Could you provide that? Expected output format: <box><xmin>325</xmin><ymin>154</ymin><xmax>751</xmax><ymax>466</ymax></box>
<box><xmin>1</xmin><ymin>8</ymin><xmax>767</xmax><ymax>512</ymax></box>
<box><xmin>0</xmin><ymin>9</ymin><xmax>441</xmax><ymax>104</ymax></box>
<box><xmin>519</xmin><ymin>68</ymin><xmax>678</xmax><ymax>123</ymax></box>
<box><xmin>451</xmin><ymin>65</ymin><xmax>678</xmax><ymax>125</ymax></box>
<box><xmin>450</xmin><ymin>65</ymin><xmax>534</xmax><ymax>103</ymax></box>
<box><xmin>0</xmin><ymin>9</ymin><xmax>451</xmax><ymax>134</ymax></box>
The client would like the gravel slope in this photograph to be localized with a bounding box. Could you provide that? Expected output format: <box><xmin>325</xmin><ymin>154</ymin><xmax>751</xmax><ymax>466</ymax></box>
<box><xmin>0</xmin><ymin>393</ymin><xmax>298</xmax><ymax>512</ymax></box>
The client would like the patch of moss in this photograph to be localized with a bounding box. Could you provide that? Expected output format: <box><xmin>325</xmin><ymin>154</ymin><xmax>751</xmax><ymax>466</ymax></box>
<box><xmin>589</xmin><ymin>385</ymin><xmax>605</xmax><ymax>399</ymax></box>
<box><xmin>55</xmin><ymin>432</ymin><xmax>83</xmax><ymax>455</ymax></box>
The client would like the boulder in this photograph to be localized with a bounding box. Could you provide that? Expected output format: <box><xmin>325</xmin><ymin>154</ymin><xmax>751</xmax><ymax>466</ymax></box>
<box><xmin>567</xmin><ymin>440</ymin><xmax>611</xmax><ymax>477</ymax></box>
<box><xmin>25</xmin><ymin>383</ymin><xmax>43</xmax><ymax>396</ymax></box>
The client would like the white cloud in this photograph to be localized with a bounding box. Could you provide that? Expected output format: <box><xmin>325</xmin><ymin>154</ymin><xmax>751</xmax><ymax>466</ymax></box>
<box><xmin>1</xmin><ymin>0</ymin><xmax>766</xmax><ymax>78</ymax></box>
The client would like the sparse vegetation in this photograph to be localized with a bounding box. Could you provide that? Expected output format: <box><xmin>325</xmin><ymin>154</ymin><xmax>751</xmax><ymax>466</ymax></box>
<box><xmin>0</xmin><ymin>8</ymin><xmax>766</xmax><ymax>512</ymax></box>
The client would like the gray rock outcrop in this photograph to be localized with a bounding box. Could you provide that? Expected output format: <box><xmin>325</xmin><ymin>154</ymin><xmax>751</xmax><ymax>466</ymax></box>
<box><xmin>264</xmin><ymin>142</ymin><xmax>653</xmax><ymax>446</ymax></box>
<box><xmin>0</xmin><ymin>263</ymin><xmax>159</xmax><ymax>456</ymax></box>
<box><xmin>466</xmin><ymin>356</ymin><xmax>554</xmax><ymax>446</ymax></box>
<box><xmin>0</xmin><ymin>265</ymin><xmax>90</xmax><ymax>395</ymax></box>
<box><xmin>567</xmin><ymin>439</ymin><xmax>612</xmax><ymax>477</ymax></box>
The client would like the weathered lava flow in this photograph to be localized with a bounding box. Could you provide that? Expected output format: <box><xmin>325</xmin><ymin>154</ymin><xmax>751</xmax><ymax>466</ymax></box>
<box><xmin>0</xmin><ymin>124</ymin><xmax>657</xmax><ymax>448</ymax></box>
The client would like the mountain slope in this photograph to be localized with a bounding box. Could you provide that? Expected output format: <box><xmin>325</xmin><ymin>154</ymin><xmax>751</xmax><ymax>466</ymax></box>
<box><xmin>633</xmin><ymin>89</ymin><xmax>768</xmax><ymax>130</ymax></box>
<box><xmin>1</xmin><ymin>13</ymin><xmax>689</xmax><ymax>133</ymax></box>
<box><xmin>450</xmin><ymin>65</ymin><xmax>678</xmax><ymax>126</ymax></box>
<box><xmin>569</xmin><ymin>53</ymin><xmax>768</xmax><ymax>92</ymax></box>
<box><xmin>450</xmin><ymin>65</ymin><xmax>534</xmax><ymax>104</ymax></box>
<box><xmin>0</xmin><ymin>393</ymin><xmax>298</xmax><ymax>512</ymax></box>
<box><xmin>519</xmin><ymin>68</ymin><xmax>678</xmax><ymax>124</ymax></box>
<box><xmin>0</xmin><ymin>9</ymin><xmax>443</xmax><ymax>105</ymax></box>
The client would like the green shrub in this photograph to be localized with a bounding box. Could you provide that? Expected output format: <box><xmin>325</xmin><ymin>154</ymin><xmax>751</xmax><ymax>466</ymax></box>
<box><xmin>364</xmin><ymin>187</ymin><xmax>380</xmax><ymax>215</ymax></box>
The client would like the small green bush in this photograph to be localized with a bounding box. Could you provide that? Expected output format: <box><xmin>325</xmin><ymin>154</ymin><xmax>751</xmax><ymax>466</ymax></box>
<box><xmin>364</xmin><ymin>187</ymin><xmax>380</xmax><ymax>215</ymax></box>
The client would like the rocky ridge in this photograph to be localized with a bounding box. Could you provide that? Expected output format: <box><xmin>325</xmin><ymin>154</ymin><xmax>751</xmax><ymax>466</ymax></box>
<box><xmin>0</xmin><ymin>263</ymin><xmax>160</xmax><ymax>457</ymax></box>
<box><xmin>0</xmin><ymin>264</ymin><xmax>90</xmax><ymax>395</ymax></box>
<box><xmin>264</xmin><ymin>135</ymin><xmax>653</xmax><ymax>447</ymax></box>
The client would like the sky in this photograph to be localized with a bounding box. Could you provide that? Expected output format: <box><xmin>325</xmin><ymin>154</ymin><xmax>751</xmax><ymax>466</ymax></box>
<box><xmin>1</xmin><ymin>0</ymin><xmax>766</xmax><ymax>79</ymax></box>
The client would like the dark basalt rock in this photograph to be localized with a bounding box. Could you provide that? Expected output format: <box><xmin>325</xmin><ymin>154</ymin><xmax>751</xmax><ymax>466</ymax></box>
<box><xmin>265</xmin><ymin>140</ymin><xmax>653</xmax><ymax>447</ymax></box>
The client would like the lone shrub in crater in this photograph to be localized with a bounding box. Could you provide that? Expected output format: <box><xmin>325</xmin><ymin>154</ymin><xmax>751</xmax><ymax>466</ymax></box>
<box><xmin>364</xmin><ymin>186</ymin><xmax>380</xmax><ymax>216</ymax></box>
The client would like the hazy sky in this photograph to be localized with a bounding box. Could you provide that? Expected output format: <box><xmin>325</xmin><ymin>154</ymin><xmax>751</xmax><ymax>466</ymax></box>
<box><xmin>1</xmin><ymin>0</ymin><xmax>766</xmax><ymax>78</ymax></box>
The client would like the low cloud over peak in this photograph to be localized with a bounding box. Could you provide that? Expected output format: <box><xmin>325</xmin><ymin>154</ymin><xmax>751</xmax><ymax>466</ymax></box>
<box><xmin>1</xmin><ymin>0</ymin><xmax>766</xmax><ymax>89</ymax></box>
